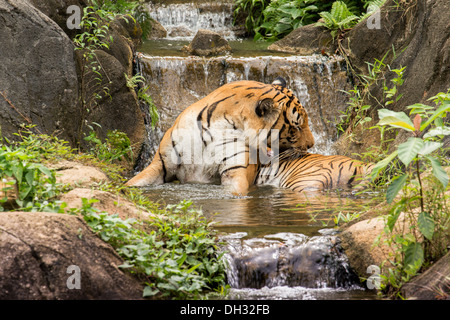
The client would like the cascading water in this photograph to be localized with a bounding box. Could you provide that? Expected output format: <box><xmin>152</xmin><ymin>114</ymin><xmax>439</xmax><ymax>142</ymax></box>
<box><xmin>221</xmin><ymin>231</ymin><xmax>366</xmax><ymax>300</ymax></box>
<box><xmin>137</xmin><ymin>1</ymin><xmax>378</xmax><ymax>300</ymax></box>
<box><xmin>146</xmin><ymin>0</ymin><xmax>241</xmax><ymax>40</ymax></box>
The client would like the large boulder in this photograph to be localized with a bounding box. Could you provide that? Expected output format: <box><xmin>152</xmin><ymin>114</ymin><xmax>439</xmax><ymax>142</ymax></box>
<box><xmin>0</xmin><ymin>211</ymin><xmax>144</xmax><ymax>299</ymax></box>
<box><xmin>28</xmin><ymin>0</ymin><xmax>88</xmax><ymax>39</ymax></box>
<box><xmin>0</xmin><ymin>0</ymin><xmax>79</xmax><ymax>145</ymax></box>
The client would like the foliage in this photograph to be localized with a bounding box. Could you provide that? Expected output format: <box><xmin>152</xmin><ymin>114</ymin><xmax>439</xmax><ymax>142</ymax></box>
<box><xmin>316</xmin><ymin>1</ymin><xmax>360</xmax><ymax>38</ymax></box>
<box><xmin>253</xmin><ymin>0</ymin><xmax>322</xmax><ymax>42</ymax></box>
<box><xmin>80</xmin><ymin>198</ymin><xmax>227</xmax><ymax>299</ymax></box>
<box><xmin>0</xmin><ymin>144</ymin><xmax>63</xmax><ymax>212</ymax></box>
<box><xmin>233</xmin><ymin>0</ymin><xmax>271</xmax><ymax>37</ymax></box>
<box><xmin>90</xmin><ymin>0</ymin><xmax>152</xmax><ymax>39</ymax></box>
<box><xmin>1</xmin><ymin>127</ymin><xmax>228</xmax><ymax>299</ymax></box>
<box><xmin>371</xmin><ymin>90</ymin><xmax>450</xmax><ymax>298</ymax></box>
<box><xmin>125</xmin><ymin>74</ymin><xmax>159</xmax><ymax>129</ymax></box>
<box><xmin>84</xmin><ymin>124</ymin><xmax>134</xmax><ymax>164</ymax></box>
<box><xmin>233</xmin><ymin>0</ymin><xmax>385</xmax><ymax>41</ymax></box>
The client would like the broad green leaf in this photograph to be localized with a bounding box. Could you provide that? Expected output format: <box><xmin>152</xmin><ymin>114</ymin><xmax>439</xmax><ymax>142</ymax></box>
<box><xmin>386</xmin><ymin>174</ymin><xmax>407</xmax><ymax>203</ymax></box>
<box><xmin>397</xmin><ymin>137</ymin><xmax>424</xmax><ymax>166</ymax></box>
<box><xmin>370</xmin><ymin>150</ymin><xmax>398</xmax><ymax>181</ymax></box>
<box><xmin>418</xmin><ymin>212</ymin><xmax>435</xmax><ymax>240</ymax></box>
<box><xmin>425</xmin><ymin>155</ymin><xmax>449</xmax><ymax>188</ymax></box>
<box><xmin>386</xmin><ymin>198</ymin><xmax>407</xmax><ymax>232</ymax></box>
<box><xmin>377</xmin><ymin>109</ymin><xmax>415</xmax><ymax>131</ymax></box>
<box><xmin>418</xmin><ymin>141</ymin><xmax>442</xmax><ymax>156</ymax></box>
<box><xmin>423</xmin><ymin>126</ymin><xmax>450</xmax><ymax>138</ymax></box>
<box><xmin>407</xmin><ymin>103</ymin><xmax>434</xmax><ymax>114</ymax></box>
<box><xmin>143</xmin><ymin>285</ymin><xmax>159</xmax><ymax>297</ymax></box>
<box><xmin>420</xmin><ymin>103</ymin><xmax>450</xmax><ymax>131</ymax></box>
<box><xmin>404</xmin><ymin>242</ymin><xmax>424</xmax><ymax>272</ymax></box>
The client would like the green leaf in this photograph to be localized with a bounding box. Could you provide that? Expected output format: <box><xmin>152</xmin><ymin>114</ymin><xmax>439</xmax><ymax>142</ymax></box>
<box><xmin>186</xmin><ymin>263</ymin><xmax>202</xmax><ymax>274</ymax></box>
<box><xmin>418</xmin><ymin>212</ymin><xmax>435</xmax><ymax>240</ymax></box>
<box><xmin>419</xmin><ymin>141</ymin><xmax>442</xmax><ymax>156</ymax></box>
<box><xmin>420</xmin><ymin>103</ymin><xmax>450</xmax><ymax>131</ymax></box>
<box><xmin>386</xmin><ymin>174</ymin><xmax>407</xmax><ymax>203</ymax></box>
<box><xmin>143</xmin><ymin>285</ymin><xmax>159</xmax><ymax>297</ymax></box>
<box><xmin>397</xmin><ymin>137</ymin><xmax>424</xmax><ymax>166</ymax></box>
<box><xmin>404</xmin><ymin>242</ymin><xmax>424</xmax><ymax>272</ymax></box>
<box><xmin>425</xmin><ymin>155</ymin><xmax>449</xmax><ymax>188</ymax></box>
<box><xmin>370</xmin><ymin>150</ymin><xmax>398</xmax><ymax>181</ymax></box>
<box><xmin>423</xmin><ymin>126</ymin><xmax>450</xmax><ymax>138</ymax></box>
<box><xmin>377</xmin><ymin>109</ymin><xmax>415</xmax><ymax>131</ymax></box>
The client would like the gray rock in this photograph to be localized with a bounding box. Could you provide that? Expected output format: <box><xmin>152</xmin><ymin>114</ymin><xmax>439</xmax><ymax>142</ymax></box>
<box><xmin>0</xmin><ymin>0</ymin><xmax>79</xmax><ymax>145</ymax></box>
<box><xmin>401</xmin><ymin>251</ymin><xmax>450</xmax><ymax>300</ymax></box>
<box><xmin>147</xmin><ymin>18</ymin><xmax>167</xmax><ymax>39</ymax></box>
<box><xmin>182</xmin><ymin>29</ymin><xmax>232</xmax><ymax>56</ymax></box>
<box><xmin>268</xmin><ymin>23</ymin><xmax>337</xmax><ymax>56</ymax></box>
<box><xmin>0</xmin><ymin>211</ymin><xmax>144</xmax><ymax>299</ymax></box>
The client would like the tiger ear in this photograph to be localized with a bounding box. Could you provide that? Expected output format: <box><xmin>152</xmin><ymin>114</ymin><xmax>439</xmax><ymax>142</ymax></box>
<box><xmin>272</xmin><ymin>77</ymin><xmax>287</xmax><ymax>88</ymax></box>
<box><xmin>255</xmin><ymin>98</ymin><xmax>278</xmax><ymax>119</ymax></box>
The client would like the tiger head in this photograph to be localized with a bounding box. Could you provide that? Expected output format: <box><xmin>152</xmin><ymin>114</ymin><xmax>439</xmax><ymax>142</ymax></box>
<box><xmin>269</xmin><ymin>81</ymin><xmax>315</xmax><ymax>153</ymax></box>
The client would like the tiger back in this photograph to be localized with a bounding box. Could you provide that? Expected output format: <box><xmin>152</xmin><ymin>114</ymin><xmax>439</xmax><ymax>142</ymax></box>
<box><xmin>256</xmin><ymin>150</ymin><xmax>374</xmax><ymax>193</ymax></box>
<box><xmin>125</xmin><ymin>79</ymin><xmax>315</xmax><ymax>196</ymax></box>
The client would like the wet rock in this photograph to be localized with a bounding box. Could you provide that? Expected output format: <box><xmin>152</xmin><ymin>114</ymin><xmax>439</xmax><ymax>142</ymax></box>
<box><xmin>147</xmin><ymin>18</ymin><xmax>167</xmax><ymax>39</ymax></box>
<box><xmin>268</xmin><ymin>23</ymin><xmax>337</xmax><ymax>56</ymax></box>
<box><xmin>0</xmin><ymin>211</ymin><xmax>144</xmax><ymax>299</ymax></box>
<box><xmin>182</xmin><ymin>29</ymin><xmax>232</xmax><ymax>56</ymax></box>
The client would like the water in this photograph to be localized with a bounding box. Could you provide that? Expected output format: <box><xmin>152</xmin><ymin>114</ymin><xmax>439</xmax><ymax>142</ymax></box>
<box><xmin>143</xmin><ymin>183</ymin><xmax>382</xmax><ymax>300</ymax></box>
<box><xmin>147</xmin><ymin>0</ymin><xmax>241</xmax><ymax>40</ymax></box>
<box><xmin>139</xmin><ymin>2</ymin><xmax>373</xmax><ymax>299</ymax></box>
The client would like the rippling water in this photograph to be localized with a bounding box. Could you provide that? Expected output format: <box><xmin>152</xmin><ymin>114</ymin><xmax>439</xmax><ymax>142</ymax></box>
<box><xmin>144</xmin><ymin>183</ymin><xmax>382</xmax><ymax>300</ymax></box>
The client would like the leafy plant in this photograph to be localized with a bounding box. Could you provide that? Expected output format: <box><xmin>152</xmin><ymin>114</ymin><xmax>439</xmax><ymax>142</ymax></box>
<box><xmin>371</xmin><ymin>90</ymin><xmax>450</xmax><ymax>297</ymax></box>
<box><xmin>125</xmin><ymin>74</ymin><xmax>159</xmax><ymax>129</ymax></box>
<box><xmin>80</xmin><ymin>198</ymin><xmax>228</xmax><ymax>299</ymax></box>
<box><xmin>254</xmin><ymin>0</ymin><xmax>321</xmax><ymax>41</ymax></box>
<box><xmin>316</xmin><ymin>1</ymin><xmax>360</xmax><ymax>38</ymax></box>
<box><xmin>0</xmin><ymin>145</ymin><xmax>61</xmax><ymax>211</ymax></box>
<box><xmin>84</xmin><ymin>125</ymin><xmax>134</xmax><ymax>164</ymax></box>
<box><xmin>91</xmin><ymin>0</ymin><xmax>152</xmax><ymax>39</ymax></box>
<box><xmin>233</xmin><ymin>0</ymin><xmax>271</xmax><ymax>37</ymax></box>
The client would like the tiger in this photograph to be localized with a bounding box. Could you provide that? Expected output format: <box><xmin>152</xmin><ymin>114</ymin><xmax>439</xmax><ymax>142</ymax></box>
<box><xmin>125</xmin><ymin>78</ymin><xmax>315</xmax><ymax>195</ymax></box>
<box><xmin>256</xmin><ymin>148</ymin><xmax>374</xmax><ymax>193</ymax></box>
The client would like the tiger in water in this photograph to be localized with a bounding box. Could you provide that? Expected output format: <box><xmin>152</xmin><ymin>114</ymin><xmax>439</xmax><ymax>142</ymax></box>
<box><xmin>125</xmin><ymin>78</ymin><xmax>315</xmax><ymax>195</ymax></box>
<box><xmin>256</xmin><ymin>148</ymin><xmax>374</xmax><ymax>193</ymax></box>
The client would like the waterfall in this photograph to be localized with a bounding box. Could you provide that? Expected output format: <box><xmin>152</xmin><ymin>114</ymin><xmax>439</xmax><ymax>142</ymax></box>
<box><xmin>221</xmin><ymin>231</ymin><xmax>361</xmax><ymax>290</ymax></box>
<box><xmin>147</xmin><ymin>1</ymin><xmax>241</xmax><ymax>40</ymax></box>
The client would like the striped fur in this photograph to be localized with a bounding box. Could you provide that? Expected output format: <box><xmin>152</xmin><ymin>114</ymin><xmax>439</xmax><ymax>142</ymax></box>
<box><xmin>126</xmin><ymin>79</ymin><xmax>315</xmax><ymax>196</ymax></box>
<box><xmin>256</xmin><ymin>149</ymin><xmax>374</xmax><ymax>193</ymax></box>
